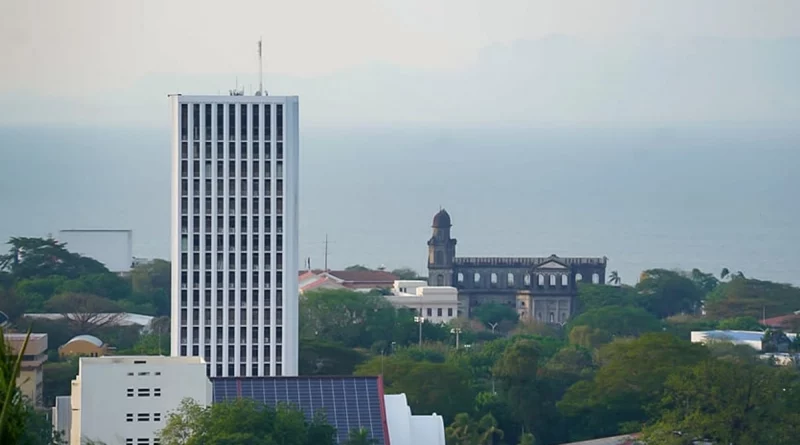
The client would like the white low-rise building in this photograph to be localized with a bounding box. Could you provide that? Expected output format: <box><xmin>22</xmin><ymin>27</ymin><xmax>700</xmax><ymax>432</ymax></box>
<box><xmin>384</xmin><ymin>393</ymin><xmax>446</xmax><ymax>445</ymax></box>
<box><xmin>387</xmin><ymin>280</ymin><xmax>459</xmax><ymax>323</ymax></box>
<box><xmin>691</xmin><ymin>330</ymin><xmax>797</xmax><ymax>351</ymax></box>
<box><xmin>70</xmin><ymin>356</ymin><xmax>211</xmax><ymax>445</ymax></box>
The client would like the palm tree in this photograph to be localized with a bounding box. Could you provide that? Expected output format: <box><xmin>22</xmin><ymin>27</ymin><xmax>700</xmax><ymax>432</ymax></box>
<box><xmin>446</xmin><ymin>413</ymin><xmax>478</xmax><ymax>445</ymax></box>
<box><xmin>0</xmin><ymin>328</ymin><xmax>31</xmax><ymax>444</ymax></box>
<box><xmin>608</xmin><ymin>271</ymin><xmax>621</xmax><ymax>286</ymax></box>
<box><xmin>720</xmin><ymin>268</ymin><xmax>730</xmax><ymax>280</ymax></box>
<box><xmin>344</xmin><ymin>427</ymin><xmax>377</xmax><ymax>445</ymax></box>
<box><xmin>518</xmin><ymin>433</ymin><xmax>537</xmax><ymax>445</ymax></box>
<box><xmin>477</xmin><ymin>414</ymin><xmax>504</xmax><ymax>445</ymax></box>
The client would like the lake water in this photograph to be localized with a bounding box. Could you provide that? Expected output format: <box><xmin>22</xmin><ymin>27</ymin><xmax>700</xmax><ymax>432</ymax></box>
<box><xmin>0</xmin><ymin>125</ymin><xmax>798</xmax><ymax>285</ymax></box>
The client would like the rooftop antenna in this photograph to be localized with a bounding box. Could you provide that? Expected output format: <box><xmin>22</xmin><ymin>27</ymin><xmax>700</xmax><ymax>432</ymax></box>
<box><xmin>257</xmin><ymin>38</ymin><xmax>264</xmax><ymax>96</ymax></box>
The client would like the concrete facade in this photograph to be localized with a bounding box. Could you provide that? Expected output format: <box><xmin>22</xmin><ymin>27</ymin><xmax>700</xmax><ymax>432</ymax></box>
<box><xmin>170</xmin><ymin>95</ymin><xmax>300</xmax><ymax>377</ymax></box>
<box><xmin>5</xmin><ymin>332</ymin><xmax>48</xmax><ymax>407</ymax></box>
<box><xmin>426</xmin><ymin>209</ymin><xmax>607</xmax><ymax>321</ymax></box>
<box><xmin>69</xmin><ymin>356</ymin><xmax>211</xmax><ymax>445</ymax></box>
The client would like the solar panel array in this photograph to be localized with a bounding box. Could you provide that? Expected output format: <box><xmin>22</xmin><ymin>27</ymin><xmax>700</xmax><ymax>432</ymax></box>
<box><xmin>211</xmin><ymin>376</ymin><xmax>387</xmax><ymax>445</ymax></box>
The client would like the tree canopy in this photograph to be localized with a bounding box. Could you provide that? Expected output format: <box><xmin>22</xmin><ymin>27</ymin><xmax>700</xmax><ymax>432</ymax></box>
<box><xmin>158</xmin><ymin>398</ymin><xmax>337</xmax><ymax>445</ymax></box>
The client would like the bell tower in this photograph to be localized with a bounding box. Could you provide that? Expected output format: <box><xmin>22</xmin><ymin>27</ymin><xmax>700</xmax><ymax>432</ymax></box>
<box><xmin>427</xmin><ymin>209</ymin><xmax>457</xmax><ymax>286</ymax></box>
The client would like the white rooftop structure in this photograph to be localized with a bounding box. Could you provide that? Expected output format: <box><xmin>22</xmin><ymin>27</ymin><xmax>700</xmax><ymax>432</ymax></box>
<box><xmin>388</xmin><ymin>280</ymin><xmax>460</xmax><ymax>323</ymax></box>
<box><xmin>384</xmin><ymin>393</ymin><xmax>446</xmax><ymax>445</ymax></box>
<box><xmin>66</xmin><ymin>335</ymin><xmax>104</xmax><ymax>347</ymax></box>
<box><xmin>24</xmin><ymin>313</ymin><xmax>155</xmax><ymax>329</ymax></box>
<box><xmin>691</xmin><ymin>330</ymin><xmax>797</xmax><ymax>351</ymax></box>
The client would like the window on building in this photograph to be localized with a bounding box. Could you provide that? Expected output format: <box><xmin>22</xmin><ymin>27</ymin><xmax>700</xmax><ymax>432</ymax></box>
<box><xmin>138</xmin><ymin>413</ymin><xmax>150</xmax><ymax>422</ymax></box>
<box><xmin>426</xmin><ymin>308</ymin><xmax>432</xmax><ymax>316</ymax></box>
<box><xmin>138</xmin><ymin>388</ymin><xmax>150</xmax><ymax>397</ymax></box>
<box><xmin>126</xmin><ymin>439</ymin><xmax>134</xmax><ymax>445</ymax></box>
<box><xmin>447</xmin><ymin>308</ymin><xmax>453</xmax><ymax>317</ymax></box>
<box><xmin>154</xmin><ymin>388</ymin><xmax>162</xmax><ymax>397</ymax></box>
<box><xmin>126</xmin><ymin>413</ymin><xmax>134</xmax><ymax>422</ymax></box>
<box><xmin>437</xmin><ymin>308</ymin><xmax>443</xmax><ymax>316</ymax></box>
<box><xmin>154</xmin><ymin>413</ymin><xmax>162</xmax><ymax>422</ymax></box>
<box><xmin>126</xmin><ymin>388</ymin><xmax>134</xmax><ymax>397</ymax></box>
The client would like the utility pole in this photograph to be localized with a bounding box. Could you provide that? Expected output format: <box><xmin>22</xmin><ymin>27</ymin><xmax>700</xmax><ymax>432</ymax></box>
<box><xmin>323</xmin><ymin>234</ymin><xmax>329</xmax><ymax>272</ymax></box>
<box><xmin>414</xmin><ymin>315</ymin><xmax>425</xmax><ymax>347</ymax></box>
<box><xmin>450</xmin><ymin>328</ymin><xmax>462</xmax><ymax>349</ymax></box>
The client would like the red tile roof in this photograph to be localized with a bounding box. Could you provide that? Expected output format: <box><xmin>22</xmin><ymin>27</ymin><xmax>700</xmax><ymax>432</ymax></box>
<box><xmin>763</xmin><ymin>313</ymin><xmax>800</xmax><ymax>328</ymax></box>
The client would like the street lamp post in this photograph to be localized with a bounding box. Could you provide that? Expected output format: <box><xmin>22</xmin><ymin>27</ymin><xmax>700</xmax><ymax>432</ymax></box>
<box><xmin>450</xmin><ymin>327</ymin><xmax>462</xmax><ymax>349</ymax></box>
<box><xmin>488</xmin><ymin>322</ymin><xmax>498</xmax><ymax>334</ymax></box>
<box><xmin>414</xmin><ymin>316</ymin><xmax>425</xmax><ymax>347</ymax></box>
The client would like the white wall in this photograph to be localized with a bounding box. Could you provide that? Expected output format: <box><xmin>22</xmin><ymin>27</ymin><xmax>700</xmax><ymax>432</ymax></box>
<box><xmin>58</xmin><ymin>230</ymin><xmax>133</xmax><ymax>273</ymax></box>
<box><xmin>71</xmin><ymin>356</ymin><xmax>211</xmax><ymax>445</ymax></box>
<box><xmin>388</xmin><ymin>283</ymin><xmax>459</xmax><ymax>324</ymax></box>
<box><xmin>384</xmin><ymin>394</ymin><xmax>445</xmax><ymax>445</ymax></box>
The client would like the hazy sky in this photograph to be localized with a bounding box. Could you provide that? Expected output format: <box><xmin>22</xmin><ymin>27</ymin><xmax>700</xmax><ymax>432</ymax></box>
<box><xmin>1</xmin><ymin>0</ymin><xmax>799</xmax><ymax>126</ymax></box>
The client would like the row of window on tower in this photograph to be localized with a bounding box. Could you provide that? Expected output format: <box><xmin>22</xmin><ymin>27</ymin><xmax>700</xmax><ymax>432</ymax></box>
<box><xmin>181</xmin><ymin>177</ymin><xmax>284</xmax><ymax>198</ymax></box>
<box><xmin>180</xmin><ymin>288</ymin><xmax>284</xmax><ymax>307</ymax></box>
<box><xmin>180</xmin><ymin>233</ymin><xmax>284</xmax><ymax>253</ymax></box>
<box><xmin>181</xmin><ymin>141</ymin><xmax>284</xmax><ymax>161</ymax></box>
<box><xmin>180</xmin><ymin>251</ymin><xmax>283</xmax><ymax>271</ymax></box>
<box><xmin>178</xmin><ymin>343</ymin><xmax>284</xmax><ymax>367</ymax></box>
<box><xmin>181</xmin><ymin>161</ymin><xmax>283</xmax><ymax>182</ymax></box>
<box><xmin>180</xmin><ymin>326</ymin><xmax>284</xmax><ymax>346</ymax></box>
<box><xmin>180</xmin><ymin>103</ymin><xmax>284</xmax><ymax>141</ymax></box>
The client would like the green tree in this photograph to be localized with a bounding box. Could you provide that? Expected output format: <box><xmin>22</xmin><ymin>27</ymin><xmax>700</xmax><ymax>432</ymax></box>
<box><xmin>477</xmin><ymin>413</ymin><xmax>504</xmax><ymax>445</ymax></box>
<box><xmin>688</xmin><ymin>268</ymin><xmax>719</xmax><ymax>293</ymax></box>
<box><xmin>558</xmin><ymin>333</ymin><xmax>709</xmax><ymax>441</ymax></box>
<box><xmin>355</xmin><ymin>356</ymin><xmax>473</xmax><ymax>423</ymax></box>
<box><xmin>567</xmin><ymin>325</ymin><xmax>612</xmax><ymax>350</ymax></box>
<box><xmin>717</xmin><ymin>316</ymin><xmax>763</xmax><ymax>331</ymax></box>
<box><xmin>158</xmin><ymin>398</ymin><xmax>336</xmax><ymax>445</ymax></box>
<box><xmin>343</xmin><ymin>427</ymin><xmax>377</xmax><ymax>445</ymax></box>
<box><xmin>608</xmin><ymin>271</ymin><xmax>621</xmax><ymax>285</ymax></box>
<box><xmin>635</xmin><ymin>269</ymin><xmax>704</xmax><ymax>318</ymax></box>
<box><xmin>517</xmin><ymin>433</ymin><xmax>536</xmax><ymax>445</ymax></box>
<box><xmin>390</xmin><ymin>267</ymin><xmax>420</xmax><ymax>280</ymax></box>
<box><xmin>644</xmin><ymin>359</ymin><xmax>800</xmax><ymax>445</ymax></box>
<box><xmin>568</xmin><ymin>305</ymin><xmax>662</xmax><ymax>339</ymax></box>
<box><xmin>446</xmin><ymin>413</ymin><xmax>478</xmax><ymax>445</ymax></box>
<box><xmin>492</xmin><ymin>339</ymin><xmax>540</xmax><ymax>433</ymax></box>
<box><xmin>704</xmin><ymin>278</ymin><xmax>800</xmax><ymax>320</ymax></box>
<box><xmin>43</xmin><ymin>359</ymin><xmax>79</xmax><ymax>407</ymax></box>
<box><xmin>472</xmin><ymin>303</ymin><xmax>519</xmax><ymax>330</ymax></box>
<box><xmin>0</xmin><ymin>237</ymin><xmax>108</xmax><ymax>280</ymax></box>
<box><xmin>576</xmin><ymin>284</ymin><xmax>638</xmax><ymax>314</ymax></box>
<box><xmin>298</xmin><ymin>339</ymin><xmax>367</xmax><ymax>375</ymax></box>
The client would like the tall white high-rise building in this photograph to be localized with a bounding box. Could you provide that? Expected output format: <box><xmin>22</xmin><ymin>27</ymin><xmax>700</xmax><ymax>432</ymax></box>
<box><xmin>169</xmin><ymin>94</ymin><xmax>299</xmax><ymax>377</ymax></box>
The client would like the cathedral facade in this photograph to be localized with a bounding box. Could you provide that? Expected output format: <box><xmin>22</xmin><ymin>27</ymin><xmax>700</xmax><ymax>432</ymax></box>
<box><xmin>426</xmin><ymin>209</ymin><xmax>607</xmax><ymax>323</ymax></box>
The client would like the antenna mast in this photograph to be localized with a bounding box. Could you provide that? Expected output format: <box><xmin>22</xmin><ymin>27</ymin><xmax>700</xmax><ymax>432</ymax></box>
<box><xmin>257</xmin><ymin>38</ymin><xmax>264</xmax><ymax>96</ymax></box>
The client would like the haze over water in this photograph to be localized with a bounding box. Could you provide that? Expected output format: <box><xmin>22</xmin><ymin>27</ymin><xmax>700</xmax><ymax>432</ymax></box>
<box><xmin>0</xmin><ymin>124</ymin><xmax>797</xmax><ymax>286</ymax></box>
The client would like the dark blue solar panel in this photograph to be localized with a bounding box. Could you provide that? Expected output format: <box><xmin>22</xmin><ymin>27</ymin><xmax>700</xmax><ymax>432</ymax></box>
<box><xmin>210</xmin><ymin>376</ymin><xmax>387</xmax><ymax>445</ymax></box>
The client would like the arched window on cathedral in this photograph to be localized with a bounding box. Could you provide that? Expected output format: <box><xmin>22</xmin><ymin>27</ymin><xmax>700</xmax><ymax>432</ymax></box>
<box><xmin>549</xmin><ymin>274</ymin><xmax>557</xmax><ymax>286</ymax></box>
<box><xmin>524</xmin><ymin>274</ymin><xmax>531</xmax><ymax>286</ymax></box>
<box><xmin>437</xmin><ymin>275</ymin><xmax>444</xmax><ymax>286</ymax></box>
<box><xmin>549</xmin><ymin>312</ymin><xmax>555</xmax><ymax>323</ymax></box>
<box><xmin>575</xmin><ymin>273</ymin><xmax>583</xmax><ymax>282</ymax></box>
<box><xmin>561</xmin><ymin>274</ymin><xmax>569</xmax><ymax>287</ymax></box>
<box><xmin>457</xmin><ymin>273</ymin><xmax>464</xmax><ymax>283</ymax></box>
<box><xmin>435</xmin><ymin>251</ymin><xmax>444</xmax><ymax>265</ymax></box>
<box><xmin>473</xmin><ymin>272</ymin><xmax>481</xmax><ymax>284</ymax></box>
<box><xmin>507</xmin><ymin>273</ymin><xmax>515</xmax><ymax>286</ymax></box>
<box><xmin>592</xmin><ymin>273</ymin><xmax>600</xmax><ymax>284</ymax></box>
<box><xmin>537</xmin><ymin>274</ymin><xmax>545</xmax><ymax>287</ymax></box>
<box><xmin>490</xmin><ymin>273</ymin><xmax>498</xmax><ymax>286</ymax></box>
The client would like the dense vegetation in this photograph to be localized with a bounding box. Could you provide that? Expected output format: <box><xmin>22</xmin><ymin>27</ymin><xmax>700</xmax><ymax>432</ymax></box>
<box><xmin>3</xmin><ymin>237</ymin><xmax>800</xmax><ymax>444</ymax></box>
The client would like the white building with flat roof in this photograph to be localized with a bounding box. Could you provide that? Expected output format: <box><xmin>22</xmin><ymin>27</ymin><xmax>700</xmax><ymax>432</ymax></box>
<box><xmin>388</xmin><ymin>280</ymin><xmax>459</xmax><ymax>323</ymax></box>
<box><xmin>169</xmin><ymin>94</ymin><xmax>300</xmax><ymax>377</ymax></box>
<box><xmin>69</xmin><ymin>356</ymin><xmax>211</xmax><ymax>445</ymax></box>
<box><xmin>384</xmin><ymin>393</ymin><xmax>446</xmax><ymax>445</ymax></box>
